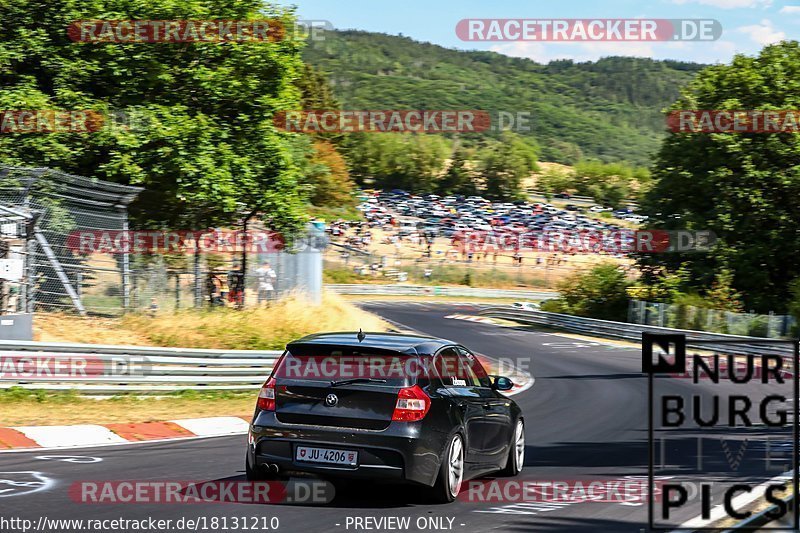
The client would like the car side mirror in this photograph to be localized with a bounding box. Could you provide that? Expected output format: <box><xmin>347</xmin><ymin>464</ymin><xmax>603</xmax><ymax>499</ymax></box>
<box><xmin>492</xmin><ymin>376</ymin><xmax>514</xmax><ymax>391</ymax></box>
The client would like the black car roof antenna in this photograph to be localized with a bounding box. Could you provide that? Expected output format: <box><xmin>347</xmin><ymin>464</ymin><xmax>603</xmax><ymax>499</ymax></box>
<box><xmin>357</xmin><ymin>329</ymin><xmax>365</xmax><ymax>342</ymax></box>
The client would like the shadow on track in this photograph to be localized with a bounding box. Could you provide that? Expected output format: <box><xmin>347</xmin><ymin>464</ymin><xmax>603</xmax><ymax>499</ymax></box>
<box><xmin>528</xmin><ymin>441</ymin><xmax>647</xmax><ymax>468</ymax></box>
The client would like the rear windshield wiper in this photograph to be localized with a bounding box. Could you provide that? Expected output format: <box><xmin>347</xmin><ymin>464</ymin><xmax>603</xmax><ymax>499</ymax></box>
<box><xmin>330</xmin><ymin>378</ymin><xmax>387</xmax><ymax>387</ymax></box>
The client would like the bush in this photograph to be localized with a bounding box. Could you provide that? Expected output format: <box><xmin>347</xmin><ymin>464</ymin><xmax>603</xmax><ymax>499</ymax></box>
<box><xmin>548</xmin><ymin>263</ymin><xmax>632</xmax><ymax>321</ymax></box>
<box><xmin>540</xmin><ymin>299</ymin><xmax>568</xmax><ymax>314</ymax></box>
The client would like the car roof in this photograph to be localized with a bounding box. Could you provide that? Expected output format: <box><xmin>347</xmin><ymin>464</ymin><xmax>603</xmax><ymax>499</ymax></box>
<box><xmin>288</xmin><ymin>331</ymin><xmax>455</xmax><ymax>355</ymax></box>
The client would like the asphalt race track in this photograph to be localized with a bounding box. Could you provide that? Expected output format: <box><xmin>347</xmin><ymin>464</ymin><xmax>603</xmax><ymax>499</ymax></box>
<box><xmin>0</xmin><ymin>302</ymin><xmax>791</xmax><ymax>532</ymax></box>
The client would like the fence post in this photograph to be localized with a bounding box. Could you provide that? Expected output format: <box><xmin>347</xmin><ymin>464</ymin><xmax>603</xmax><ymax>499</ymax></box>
<box><xmin>175</xmin><ymin>273</ymin><xmax>180</xmax><ymax>310</ymax></box>
<box><xmin>193</xmin><ymin>241</ymin><xmax>202</xmax><ymax>308</ymax></box>
<box><xmin>131</xmin><ymin>272</ymin><xmax>138</xmax><ymax>309</ymax></box>
<box><xmin>120</xmin><ymin>207</ymin><xmax>130</xmax><ymax>313</ymax></box>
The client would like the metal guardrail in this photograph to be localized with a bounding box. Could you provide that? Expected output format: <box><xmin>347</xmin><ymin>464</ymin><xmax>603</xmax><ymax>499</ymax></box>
<box><xmin>0</xmin><ymin>340</ymin><xmax>281</xmax><ymax>393</ymax></box>
<box><xmin>478</xmin><ymin>307</ymin><xmax>797</xmax><ymax>356</ymax></box>
<box><xmin>327</xmin><ymin>284</ymin><xmax>557</xmax><ymax>300</ymax></box>
<box><xmin>724</xmin><ymin>492</ymin><xmax>795</xmax><ymax>531</ymax></box>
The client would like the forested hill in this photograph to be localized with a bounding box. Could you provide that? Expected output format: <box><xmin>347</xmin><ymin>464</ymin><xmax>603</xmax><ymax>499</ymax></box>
<box><xmin>303</xmin><ymin>30</ymin><xmax>706</xmax><ymax>166</ymax></box>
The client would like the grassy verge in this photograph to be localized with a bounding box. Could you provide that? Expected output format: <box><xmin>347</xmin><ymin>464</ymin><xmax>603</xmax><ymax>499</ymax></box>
<box><xmin>324</xmin><ymin>264</ymin><xmax>557</xmax><ymax>289</ymax></box>
<box><xmin>338</xmin><ymin>294</ymin><xmax>546</xmax><ymax>304</ymax></box>
<box><xmin>0</xmin><ymin>388</ymin><xmax>256</xmax><ymax>426</ymax></box>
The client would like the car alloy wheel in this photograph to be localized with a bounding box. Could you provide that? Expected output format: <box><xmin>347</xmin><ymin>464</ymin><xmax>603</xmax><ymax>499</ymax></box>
<box><xmin>448</xmin><ymin>435</ymin><xmax>464</xmax><ymax>498</ymax></box>
<box><xmin>514</xmin><ymin>421</ymin><xmax>525</xmax><ymax>472</ymax></box>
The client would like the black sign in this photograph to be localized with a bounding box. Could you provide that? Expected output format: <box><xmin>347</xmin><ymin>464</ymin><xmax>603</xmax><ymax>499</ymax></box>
<box><xmin>644</xmin><ymin>334</ymin><xmax>799</xmax><ymax>530</ymax></box>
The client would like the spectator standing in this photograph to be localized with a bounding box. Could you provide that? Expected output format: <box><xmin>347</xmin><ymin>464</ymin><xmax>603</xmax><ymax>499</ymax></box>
<box><xmin>256</xmin><ymin>261</ymin><xmax>277</xmax><ymax>305</ymax></box>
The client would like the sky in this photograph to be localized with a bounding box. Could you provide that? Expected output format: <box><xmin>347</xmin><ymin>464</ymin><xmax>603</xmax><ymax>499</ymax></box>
<box><xmin>282</xmin><ymin>0</ymin><xmax>800</xmax><ymax>64</ymax></box>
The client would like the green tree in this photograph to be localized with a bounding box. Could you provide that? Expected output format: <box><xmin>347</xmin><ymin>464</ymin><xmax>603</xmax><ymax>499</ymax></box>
<box><xmin>304</xmin><ymin>140</ymin><xmax>355</xmax><ymax>208</ymax></box>
<box><xmin>436</xmin><ymin>147</ymin><xmax>476</xmax><ymax>195</ymax></box>
<box><xmin>640</xmin><ymin>41</ymin><xmax>800</xmax><ymax>313</ymax></box>
<box><xmin>543</xmin><ymin>263</ymin><xmax>632</xmax><ymax>321</ymax></box>
<box><xmin>705</xmin><ymin>269</ymin><xmax>744</xmax><ymax>312</ymax></box>
<box><xmin>296</xmin><ymin>64</ymin><xmax>340</xmax><ymax>110</ymax></box>
<box><xmin>479</xmin><ymin>132</ymin><xmax>537</xmax><ymax>200</ymax></box>
<box><xmin>572</xmin><ymin>160</ymin><xmax>649</xmax><ymax>208</ymax></box>
<box><xmin>342</xmin><ymin>132</ymin><xmax>450</xmax><ymax>192</ymax></box>
<box><xmin>537</xmin><ymin>167</ymin><xmax>573</xmax><ymax>199</ymax></box>
<box><xmin>0</xmin><ymin>0</ymin><xmax>307</xmax><ymax>234</ymax></box>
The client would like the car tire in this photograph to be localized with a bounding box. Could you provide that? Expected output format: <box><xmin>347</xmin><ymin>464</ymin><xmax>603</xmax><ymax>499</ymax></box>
<box><xmin>499</xmin><ymin>419</ymin><xmax>525</xmax><ymax>477</ymax></box>
<box><xmin>430</xmin><ymin>433</ymin><xmax>465</xmax><ymax>503</ymax></box>
<box><xmin>245</xmin><ymin>451</ymin><xmax>271</xmax><ymax>481</ymax></box>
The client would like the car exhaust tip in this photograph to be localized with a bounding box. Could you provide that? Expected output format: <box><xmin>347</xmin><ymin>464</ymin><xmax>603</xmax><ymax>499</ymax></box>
<box><xmin>269</xmin><ymin>463</ymin><xmax>280</xmax><ymax>474</ymax></box>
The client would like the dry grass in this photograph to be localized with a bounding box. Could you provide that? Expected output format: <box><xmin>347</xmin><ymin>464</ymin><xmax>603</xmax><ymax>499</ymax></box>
<box><xmin>34</xmin><ymin>292</ymin><xmax>391</xmax><ymax>349</ymax></box>
<box><xmin>35</xmin><ymin>314</ymin><xmax>153</xmax><ymax>345</ymax></box>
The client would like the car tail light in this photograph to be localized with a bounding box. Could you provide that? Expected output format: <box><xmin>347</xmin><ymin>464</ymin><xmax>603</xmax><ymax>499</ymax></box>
<box><xmin>392</xmin><ymin>385</ymin><xmax>431</xmax><ymax>422</ymax></box>
<box><xmin>257</xmin><ymin>377</ymin><xmax>277</xmax><ymax>411</ymax></box>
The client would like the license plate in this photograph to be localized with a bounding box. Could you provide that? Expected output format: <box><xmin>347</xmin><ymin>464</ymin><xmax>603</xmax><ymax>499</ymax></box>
<box><xmin>295</xmin><ymin>446</ymin><xmax>358</xmax><ymax>466</ymax></box>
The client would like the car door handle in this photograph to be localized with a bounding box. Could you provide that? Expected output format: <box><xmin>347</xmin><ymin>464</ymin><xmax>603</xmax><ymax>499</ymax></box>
<box><xmin>483</xmin><ymin>403</ymin><xmax>492</xmax><ymax>409</ymax></box>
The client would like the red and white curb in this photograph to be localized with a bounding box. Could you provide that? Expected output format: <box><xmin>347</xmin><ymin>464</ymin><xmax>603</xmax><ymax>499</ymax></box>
<box><xmin>0</xmin><ymin>416</ymin><xmax>251</xmax><ymax>451</ymax></box>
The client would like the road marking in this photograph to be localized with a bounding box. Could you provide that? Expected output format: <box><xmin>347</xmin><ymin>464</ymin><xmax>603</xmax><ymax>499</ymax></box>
<box><xmin>0</xmin><ymin>471</ymin><xmax>54</xmax><ymax>498</ymax></box>
<box><xmin>444</xmin><ymin>314</ymin><xmax>498</xmax><ymax>324</ymax></box>
<box><xmin>541</xmin><ymin>341</ymin><xmax>603</xmax><ymax>349</ymax></box>
<box><xmin>34</xmin><ymin>455</ymin><xmax>102</xmax><ymax>463</ymax></box>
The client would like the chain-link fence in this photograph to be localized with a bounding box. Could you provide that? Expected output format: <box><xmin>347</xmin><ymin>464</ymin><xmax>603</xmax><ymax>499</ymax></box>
<box><xmin>0</xmin><ymin>166</ymin><xmax>140</xmax><ymax>316</ymax></box>
<box><xmin>129</xmin><ymin>237</ymin><xmax>324</xmax><ymax>314</ymax></box>
<box><xmin>0</xmin><ymin>167</ymin><xmax>323</xmax><ymax>316</ymax></box>
<box><xmin>627</xmin><ymin>299</ymin><xmax>797</xmax><ymax>338</ymax></box>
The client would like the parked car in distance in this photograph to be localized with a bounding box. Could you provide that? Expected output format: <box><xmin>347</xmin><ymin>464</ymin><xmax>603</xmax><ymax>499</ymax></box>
<box><xmin>512</xmin><ymin>302</ymin><xmax>540</xmax><ymax>312</ymax></box>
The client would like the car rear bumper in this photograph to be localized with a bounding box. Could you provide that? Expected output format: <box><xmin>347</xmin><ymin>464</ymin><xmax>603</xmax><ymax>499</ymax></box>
<box><xmin>248</xmin><ymin>411</ymin><xmax>446</xmax><ymax>486</ymax></box>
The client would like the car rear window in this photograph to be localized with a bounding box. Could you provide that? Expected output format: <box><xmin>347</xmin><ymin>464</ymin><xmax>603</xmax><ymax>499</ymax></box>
<box><xmin>272</xmin><ymin>346</ymin><xmax>422</xmax><ymax>387</ymax></box>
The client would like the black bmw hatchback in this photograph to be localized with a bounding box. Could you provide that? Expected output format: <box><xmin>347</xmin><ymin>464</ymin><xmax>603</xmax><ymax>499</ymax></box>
<box><xmin>245</xmin><ymin>332</ymin><xmax>525</xmax><ymax>502</ymax></box>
